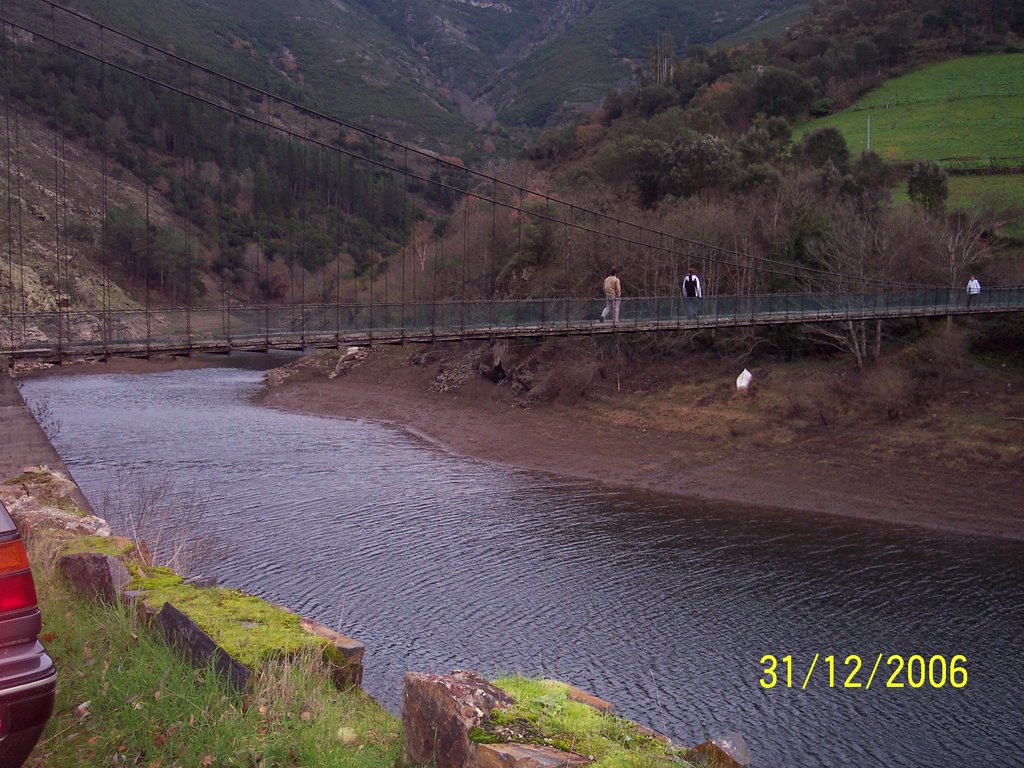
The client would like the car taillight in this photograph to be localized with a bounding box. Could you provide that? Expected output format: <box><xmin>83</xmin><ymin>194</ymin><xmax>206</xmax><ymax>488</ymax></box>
<box><xmin>0</xmin><ymin>538</ymin><xmax>38</xmax><ymax>613</ymax></box>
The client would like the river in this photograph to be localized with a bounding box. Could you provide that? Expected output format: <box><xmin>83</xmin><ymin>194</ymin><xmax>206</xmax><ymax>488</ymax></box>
<box><xmin>18</xmin><ymin>365</ymin><xmax>1024</xmax><ymax>768</ymax></box>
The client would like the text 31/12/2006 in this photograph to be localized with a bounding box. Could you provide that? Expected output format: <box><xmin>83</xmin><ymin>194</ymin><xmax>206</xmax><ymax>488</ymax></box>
<box><xmin>758</xmin><ymin>654</ymin><xmax>967</xmax><ymax>690</ymax></box>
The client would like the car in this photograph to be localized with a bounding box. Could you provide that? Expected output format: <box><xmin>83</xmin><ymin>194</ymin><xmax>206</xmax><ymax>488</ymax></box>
<box><xmin>0</xmin><ymin>499</ymin><xmax>56</xmax><ymax>768</ymax></box>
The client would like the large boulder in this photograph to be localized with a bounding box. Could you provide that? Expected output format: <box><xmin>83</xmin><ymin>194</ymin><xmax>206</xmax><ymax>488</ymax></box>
<box><xmin>402</xmin><ymin>670</ymin><xmax>515</xmax><ymax>768</ymax></box>
<box><xmin>58</xmin><ymin>552</ymin><xmax>130</xmax><ymax>603</ymax></box>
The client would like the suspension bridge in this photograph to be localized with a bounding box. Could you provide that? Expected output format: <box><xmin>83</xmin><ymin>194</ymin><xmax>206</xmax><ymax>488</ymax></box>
<box><xmin>3</xmin><ymin>289</ymin><xmax>1024</xmax><ymax>363</ymax></box>
<box><xmin>2</xmin><ymin>0</ymin><xmax>1022</xmax><ymax>365</ymax></box>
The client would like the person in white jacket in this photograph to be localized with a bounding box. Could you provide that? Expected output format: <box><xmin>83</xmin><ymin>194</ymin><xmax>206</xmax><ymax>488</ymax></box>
<box><xmin>966</xmin><ymin>275</ymin><xmax>981</xmax><ymax>308</ymax></box>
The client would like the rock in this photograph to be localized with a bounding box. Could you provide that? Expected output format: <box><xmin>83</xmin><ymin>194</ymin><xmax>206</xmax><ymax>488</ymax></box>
<box><xmin>565</xmin><ymin>684</ymin><xmax>613</xmax><ymax>713</ymax></box>
<box><xmin>711</xmin><ymin>732</ymin><xmax>751</xmax><ymax>766</ymax></box>
<box><xmin>336</xmin><ymin>727</ymin><xmax>359</xmax><ymax>746</ymax></box>
<box><xmin>328</xmin><ymin>347</ymin><xmax>368</xmax><ymax>379</ymax></box>
<box><xmin>154</xmin><ymin>602</ymin><xmax>252</xmax><ymax>691</ymax></box>
<box><xmin>265</xmin><ymin>367</ymin><xmax>288</xmax><ymax>388</ymax></box>
<box><xmin>476</xmin><ymin>342</ymin><xmax>508</xmax><ymax>383</ymax></box>
<box><xmin>58</xmin><ymin>552</ymin><xmax>131</xmax><ymax>603</ymax></box>
<box><xmin>1</xmin><ymin>466</ymin><xmax>105</xmax><ymax>532</ymax></box>
<box><xmin>402</xmin><ymin>670</ymin><xmax>515</xmax><ymax>768</ymax></box>
<box><xmin>182</xmin><ymin>575</ymin><xmax>218</xmax><ymax>588</ymax></box>
<box><xmin>299</xmin><ymin>617</ymin><xmax>365</xmax><ymax>689</ymax></box>
<box><xmin>431</xmin><ymin>358</ymin><xmax>473</xmax><ymax>392</ymax></box>
<box><xmin>632</xmin><ymin>723</ymin><xmax>672</xmax><ymax>746</ymax></box>
<box><xmin>6</xmin><ymin>500</ymin><xmax>112</xmax><ymax>536</ymax></box>
<box><xmin>472</xmin><ymin>743</ymin><xmax>592</xmax><ymax>768</ymax></box>
<box><xmin>122</xmin><ymin>590</ymin><xmax>160</xmax><ymax>623</ymax></box>
<box><xmin>685</xmin><ymin>737</ymin><xmax>750</xmax><ymax>768</ymax></box>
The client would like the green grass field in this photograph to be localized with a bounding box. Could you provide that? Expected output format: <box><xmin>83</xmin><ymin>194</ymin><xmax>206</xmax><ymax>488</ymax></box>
<box><xmin>797</xmin><ymin>53</ymin><xmax>1024</xmax><ymax>169</ymax></box>
<box><xmin>946</xmin><ymin>174</ymin><xmax>1024</xmax><ymax>212</ymax></box>
<box><xmin>892</xmin><ymin>172</ymin><xmax>1024</xmax><ymax>209</ymax></box>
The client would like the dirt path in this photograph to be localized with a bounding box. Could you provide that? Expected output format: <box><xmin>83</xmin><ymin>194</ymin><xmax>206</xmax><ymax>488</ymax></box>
<box><xmin>260</xmin><ymin>350</ymin><xmax>1024</xmax><ymax>542</ymax></box>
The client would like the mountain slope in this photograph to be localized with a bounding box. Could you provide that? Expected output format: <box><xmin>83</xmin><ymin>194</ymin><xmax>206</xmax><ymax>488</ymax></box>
<box><xmin>22</xmin><ymin>0</ymin><xmax>807</xmax><ymax>143</ymax></box>
<box><xmin>490</xmin><ymin>0</ymin><xmax>801</xmax><ymax>125</ymax></box>
<box><xmin>38</xmin><ymin>0</ymin><xmax>478</xmax><ymax>148</ymax></box>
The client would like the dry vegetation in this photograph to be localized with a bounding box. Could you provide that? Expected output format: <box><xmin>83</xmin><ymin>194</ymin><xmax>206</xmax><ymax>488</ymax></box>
<box><xmin>366</xmin><ymin>317</ymin><xmax>1024</xmax><ymax>474</ymax></box>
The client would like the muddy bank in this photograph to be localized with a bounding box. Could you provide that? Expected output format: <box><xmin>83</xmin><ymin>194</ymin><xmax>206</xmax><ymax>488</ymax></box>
<box><xmin>12</xmin><ymin>345</ymin><xmax>1023</xmax><ymax>540</ymax></box>
<box><xmin>260</xmin><ymin>347</ymin><xmax>1024</xmax><ymax>541</ymax></box>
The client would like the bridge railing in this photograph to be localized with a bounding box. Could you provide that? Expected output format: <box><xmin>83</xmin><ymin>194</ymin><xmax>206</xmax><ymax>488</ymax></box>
<box><xmin>3</xmin><ymin>287</ymin><xmax>1023</xmax><ymax>359</ymax></box>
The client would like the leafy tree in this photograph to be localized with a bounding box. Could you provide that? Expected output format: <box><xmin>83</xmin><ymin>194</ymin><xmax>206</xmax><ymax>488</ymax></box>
<box><xmin>521</xmin><ymin>202</ymin><xmax>560</xmax><ymax>266</ymax></box>
<box><xmin>663</xmin><ymin>131</ymin><xmax>737</xmax><ymax>200</ymax></box>
<box><xmin>874</xmin><ymin>11</ymin><xmax>915</xmax><ymax>64</ymax></box>
<box><xmin>737</xmin><ymin>117</ymin><xmax>791</xmax><ymax>164</ymax></box>
<box><xmin>795</xmin><ymin>127</ymin><xmax>851</xmax><ymax>174</ymax></box>
<box><xmin>752</xmin><ymin>67</ymin><xmax>816</xmax><ymax>118</ymax></box>
<box><xmin>626</xmin><ymin>138</ymin><xmax>674</xmax><ymax>207</ymax></box>
<box><xmin>842</xmin><ymin>151</ymin><xmax>899</xmax><ymax>209</ymax></box>
<box><xmin>907</xmin><ymin>161</ymin><xmax>948</xmax><ymax>212</ymax></box>
<box><xmin>636</xmin><ymin>84</ymin><xmax>678</xmax><ymax>118</ymax></box>
<box><xmin>602</xmin><ymin>91</ymin><xmax>625</xmax><ymax>124</ymax></box>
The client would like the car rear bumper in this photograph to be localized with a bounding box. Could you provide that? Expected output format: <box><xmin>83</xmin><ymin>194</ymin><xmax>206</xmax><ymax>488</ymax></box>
<box><xmin>0</xmin><ymin>643</ymin><xmax>57</xmax><ymax>766</ymax></box>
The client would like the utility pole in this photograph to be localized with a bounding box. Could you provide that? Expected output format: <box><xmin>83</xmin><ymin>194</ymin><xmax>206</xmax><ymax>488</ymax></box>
<box><xmin>866</xmin><ymin>113</ymin><xmax>871</xmax><ymax>152</ymax></box>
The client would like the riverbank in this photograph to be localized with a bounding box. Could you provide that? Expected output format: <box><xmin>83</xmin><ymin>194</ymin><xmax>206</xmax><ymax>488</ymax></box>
<box><xmin>11</xmin><ymin>341</ymin><xmax>1023</xmax><ymax>540</ymax></box>
<box><xmin>259</xmin><ymin>343</ymin><xmax>1024</xmax><ymax>541</ymax></box>
<box><xmin>19</xmin><ymin>524</ymin><xmax>401</xmax><ymax>768</ymax></box>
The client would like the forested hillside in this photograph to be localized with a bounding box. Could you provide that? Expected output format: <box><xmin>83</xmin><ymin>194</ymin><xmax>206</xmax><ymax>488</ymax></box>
<box><xmin>18</xmin><ymin>0</ymin><xmax>807</xmax><ymax>143</ymax></box>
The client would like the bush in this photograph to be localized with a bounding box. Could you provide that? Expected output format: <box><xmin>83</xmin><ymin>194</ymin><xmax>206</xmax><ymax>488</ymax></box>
<box><xmin>810</xmin><ymin>98</ymin><xmax>835</xmax><ymax>116</ymax></box>
<box><xmin>861</xmin><ymin>364</ymin><xmax>913</xmax><ymax>420</ymax></box>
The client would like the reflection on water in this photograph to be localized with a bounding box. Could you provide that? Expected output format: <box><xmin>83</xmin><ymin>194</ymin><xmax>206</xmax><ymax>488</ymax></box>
<box><xmin>19</xmin><ymin>367</ymin><xmax>1024</xmax><ymax>768</ymax></box>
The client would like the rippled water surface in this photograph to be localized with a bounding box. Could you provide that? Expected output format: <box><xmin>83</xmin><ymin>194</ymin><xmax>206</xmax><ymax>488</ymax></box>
<box><xmin>19</xmin><ymin>367</ymin><xmax>1024</xmax><ymax>768</ymax></box>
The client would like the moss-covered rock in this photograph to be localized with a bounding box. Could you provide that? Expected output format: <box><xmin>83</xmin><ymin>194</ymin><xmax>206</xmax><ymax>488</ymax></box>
<box><xmin>3</xmin><ymin>467</ymin><xmax>87</xmax><ymax>516</ymax></box>
<box><xmin>133</xmin><ymin>581</ymin><xmax>329</xmax><ymax>669</ymax></box>
<box><xmin>475</xmin><ymin>676</ymin><xmax>694</xmax><ymax>768</ymax></box>
<box><xmin>62</xmin><ymin>535</ymin><xmax>140</xmax><ymax>559</ymax></box>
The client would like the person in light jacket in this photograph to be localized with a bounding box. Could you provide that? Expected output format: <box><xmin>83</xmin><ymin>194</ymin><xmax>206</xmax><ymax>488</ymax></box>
<box><xmin>600</xmin><ymin>268</ymin><xmax>621</xmax><ymax>323</ymax></box>
<box><xmin>966</xmin><ymin>275</ymin><xmax>981</xmax><ymax>308</ymax></box>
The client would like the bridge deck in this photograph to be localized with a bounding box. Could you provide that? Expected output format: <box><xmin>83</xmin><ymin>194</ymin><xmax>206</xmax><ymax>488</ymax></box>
<box><xmin>3</xmin><ymin>289</ymin><xmax>1022</xmax><ymax>363</ymax></box>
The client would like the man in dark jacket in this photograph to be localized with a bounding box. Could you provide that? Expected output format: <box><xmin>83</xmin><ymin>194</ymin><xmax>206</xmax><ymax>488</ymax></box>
<box><xmin>681</xmin><ymin>266</ymin><xmax>702</xmax><ymax>320</ymax></box>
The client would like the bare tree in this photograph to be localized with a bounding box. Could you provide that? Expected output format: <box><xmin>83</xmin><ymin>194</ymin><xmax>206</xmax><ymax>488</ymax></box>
<box><xmin>931</xmin><ymin>209</ymin><xmax>991</xmax><ymax>290</ymax></box>
<box><xmin>800</xmin><ymin>202</ymin><xmax>903</xmax><ymax>368</ymax></box>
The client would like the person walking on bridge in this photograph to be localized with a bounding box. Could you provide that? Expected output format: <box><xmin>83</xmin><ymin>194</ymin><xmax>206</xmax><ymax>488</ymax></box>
<box><xmin>966</xmin><ymin>275</ymin><xmax>981</xmax><ymax>308</ymax></box>
<box><xmin>681</xmin><ymin>266</ymin><xmax>702</xmax><ymax>320</ymax></box>
<box><xmin>600</xmin><ymin>268</ymin><xmax>622</xmax><ymax>324</ymax></box>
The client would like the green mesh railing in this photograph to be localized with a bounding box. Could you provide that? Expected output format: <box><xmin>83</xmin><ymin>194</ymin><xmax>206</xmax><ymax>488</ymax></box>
<box><xmin>3</xmin><ymin>286</ymin><xmax>1023</xmax><ymax>361</ymax></box>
